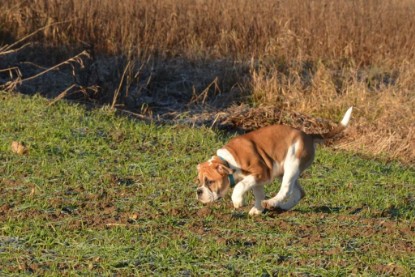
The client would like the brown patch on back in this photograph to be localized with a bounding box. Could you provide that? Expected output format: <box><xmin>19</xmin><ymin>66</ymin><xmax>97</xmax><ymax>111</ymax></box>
<box><xmin>224</xmin><ymin>125</ymin><xmax>317</xmax><ymax>181</ymax></box>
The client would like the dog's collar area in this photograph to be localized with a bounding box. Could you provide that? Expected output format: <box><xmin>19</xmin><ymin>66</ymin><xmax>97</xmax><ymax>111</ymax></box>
<box><xmin>228</xmin><ymin>174</ymin><xmax>236</xmax><ymax>188</ymax></box>
<box><xmin>217</xmin><ymin>155</ymin><xmax>236</xmax><ymax>188</ymax></box>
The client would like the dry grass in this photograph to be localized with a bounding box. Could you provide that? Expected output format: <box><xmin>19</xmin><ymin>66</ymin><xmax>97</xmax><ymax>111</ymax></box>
<box><xmin>1</xmin><ymin>0</ymin><xmax>414</xmax><ymax>163</ymax></box>
<box><xmin>2</xmin><ymin>0</ymin><xmax>415</xmax><ymax>62</ymax></box>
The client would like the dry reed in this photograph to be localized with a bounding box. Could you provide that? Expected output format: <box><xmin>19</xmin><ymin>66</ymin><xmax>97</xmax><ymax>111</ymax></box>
<box><xmin>0</xmin><ymin>0</ymin><xmax>414</xmax><ymax>163</ymax></box>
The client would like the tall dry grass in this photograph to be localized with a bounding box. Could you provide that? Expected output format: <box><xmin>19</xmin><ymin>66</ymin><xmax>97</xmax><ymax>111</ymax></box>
<box><xmin>2</xmin><ymin>0</ymin><xmax>415</xmax><ymax>62</ymax></box>
<box><xmin>1</xmin><ymin>0</ymin><xmax>414</xmax><ymax>163</ymax></box>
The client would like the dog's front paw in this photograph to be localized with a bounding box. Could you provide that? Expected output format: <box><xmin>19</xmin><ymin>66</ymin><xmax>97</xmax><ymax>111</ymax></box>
<box><xmin>248</xmin><ymin>206</ymin><xmax>264</xmax><ymax>216</ymax></box>
<box><xmin>232</xmin><ymin>196</ymin><xmax>244</xmax><ymax>209</ymax></box>
<box><xmin>233</xmin><ymin>201</ymin><xmax>244</xmax><ymax>209</ymax></box>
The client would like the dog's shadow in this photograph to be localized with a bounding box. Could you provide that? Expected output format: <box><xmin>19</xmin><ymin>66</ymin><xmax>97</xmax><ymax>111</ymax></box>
<box><xmin>229</xmin><ymin>205</ymin><xmax>349</xmax><ymax>219</ymax></box>
<box><xmin>265</xmin><ymin>205</ymin><xmax>350</xmax><ymax>216</ymax></box>
<box><xmin>304</xmin><ymin>205</ymin><xmax>345</xmax><ymax>214</ymax></box>
<box><xmin>231</xmin><ymin>204</ymin><xmax>412</xmax><ymax>220</ymax></box>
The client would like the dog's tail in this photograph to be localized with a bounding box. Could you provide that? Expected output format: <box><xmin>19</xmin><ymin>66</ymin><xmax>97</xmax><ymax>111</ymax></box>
<box><xmin>311</xmin><ymin>107</ymin><xmax>353</xmax><ymax>142</ymax></box>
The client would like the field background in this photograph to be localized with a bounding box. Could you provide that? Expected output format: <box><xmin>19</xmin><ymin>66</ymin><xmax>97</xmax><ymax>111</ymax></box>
<box><xmin>1</xmin><ymin>0</ymin><xmax>415</xmax><ymax>275</ymax></box>
<box><xmin>1</xmin><ymin>93</ymin><xmax>414</xmax><ymax>275</ymax></box>
<box><xmin>0</xmin><ymin>0</ymin><xmax>414</xmax><ymax>163</ymax></box>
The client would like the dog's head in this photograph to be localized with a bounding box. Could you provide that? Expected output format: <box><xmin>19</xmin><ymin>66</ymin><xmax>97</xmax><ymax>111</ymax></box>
<box><xmin>196</xmin><ymin>156</ymin><xmax>234</xmax><ymax>203</ymax></box>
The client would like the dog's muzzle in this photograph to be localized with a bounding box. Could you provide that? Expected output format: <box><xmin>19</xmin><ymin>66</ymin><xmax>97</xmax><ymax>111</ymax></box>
<box><xmin>196</xmin><ymin>186</ymin><xmax>219</xmax><ymax>203</ymax></box>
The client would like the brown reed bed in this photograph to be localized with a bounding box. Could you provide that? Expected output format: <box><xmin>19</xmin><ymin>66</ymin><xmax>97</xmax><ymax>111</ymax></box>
<box><xmin>0</xmin><ymin>0</ymin><xmax>414</xmax><ymax>163</ymax></box>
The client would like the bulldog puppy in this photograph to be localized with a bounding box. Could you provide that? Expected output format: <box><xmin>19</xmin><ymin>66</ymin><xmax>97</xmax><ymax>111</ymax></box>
<box><xmin>196</xmin><ymin>107</ymin><xmax>353</xmax><ymax>216</ymax></box>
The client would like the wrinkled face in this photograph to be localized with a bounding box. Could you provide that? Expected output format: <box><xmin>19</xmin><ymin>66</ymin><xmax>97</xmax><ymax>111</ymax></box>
<box><xmin>196</xmin><ymin>156</ymin><xmax>233</xmax><ymax>203</ymax></box>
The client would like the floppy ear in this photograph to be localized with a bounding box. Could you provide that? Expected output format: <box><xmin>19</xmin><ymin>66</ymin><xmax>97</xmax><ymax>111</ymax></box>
<box><xmin>217</xmin><ymin>164</ymin><xmax>234</xmax><ymax>175</ymax></box>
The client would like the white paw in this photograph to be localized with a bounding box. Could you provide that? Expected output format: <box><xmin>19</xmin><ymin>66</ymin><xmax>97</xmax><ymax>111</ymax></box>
<box><xmin>232</xmin><ymin>196</ymin><xmax>244</xmax><ymax>209</ymax></box>
<box><xmin>262</xmin><ymin>195</ymin><xmax>300</xmax><ymax>211</ymax></box>
<box><xmin>248</xmin><ymin>206</ymin><xmax>264</xmax><ymax>216</ymax></box>
<box><xmin>277</xmin><ymin>191</ymin><xmax>302</xmax><ymax>210</ymax></box>
<box><xmin>261</xmin><ymin>199</ymin><xmax>276</xmax><ymax>210</ymax></box>
<box><xmin>233</xmin><ymin>201</ymin><xmax>244</xmax><ymax>209</ymax></box>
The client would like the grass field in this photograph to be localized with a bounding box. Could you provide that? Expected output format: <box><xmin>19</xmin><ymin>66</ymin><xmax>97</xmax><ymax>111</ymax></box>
<box><xmin>1</xmin><ymin>92</ymin><xmax>414</xmax><ymax>275</ymax></box>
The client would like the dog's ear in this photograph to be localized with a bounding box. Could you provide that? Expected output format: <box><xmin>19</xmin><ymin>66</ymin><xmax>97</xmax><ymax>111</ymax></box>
<box><xmin>217</xmin><ymin>164</ymin><xmax>233</xmax><ymax>176</ymax></box>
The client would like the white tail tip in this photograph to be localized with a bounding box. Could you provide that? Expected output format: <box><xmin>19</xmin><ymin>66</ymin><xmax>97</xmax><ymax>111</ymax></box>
<box><xmin>340</xmin><ymin>106</ymin><xmax>353</xmax><ymax>126</ymax></box>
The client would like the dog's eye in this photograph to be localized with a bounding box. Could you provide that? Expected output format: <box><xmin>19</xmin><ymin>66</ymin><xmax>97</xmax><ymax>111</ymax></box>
<box><xmin>206</xmin><ymin>180</ymin><xmax>215</xmax><ymax>187</ymax></box>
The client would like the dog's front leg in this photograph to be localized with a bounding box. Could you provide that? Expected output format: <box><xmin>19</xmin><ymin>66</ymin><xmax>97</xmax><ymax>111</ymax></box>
<box><xmin>232</xmin><ymin>175</ymin><xmax>257</xmax><ymax>209</ymax></box>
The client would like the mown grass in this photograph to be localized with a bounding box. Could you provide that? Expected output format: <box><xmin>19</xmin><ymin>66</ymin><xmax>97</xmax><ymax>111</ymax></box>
<box><xmin>1</xmin><ymin>92</ymin><xmax>414</xmax><ymax>275</ymax></box>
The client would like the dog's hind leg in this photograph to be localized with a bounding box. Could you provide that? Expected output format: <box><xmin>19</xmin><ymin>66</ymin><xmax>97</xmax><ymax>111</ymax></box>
<box><xmin>262</xmin><ymin>143</ymin><xmax>302</xmax><ymax>211</ymax></box>
<box><xmin>261</xmin><ymin>172</ymin><xmax>300</xmax><ymax>211</ymax></box>
<box><xmin>249</xmin><ymin>185</ymin><xmax>265</xmax><ymax>216</ymax></box>
<box><xmin>276</xmin><ymin>180</ymin><xmax>304</xmax><ymax>210</ymax></box>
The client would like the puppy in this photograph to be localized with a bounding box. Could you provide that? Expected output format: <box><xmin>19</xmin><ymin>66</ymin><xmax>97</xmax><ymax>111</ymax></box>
<box><xmin>196</xmin><ymin>107</ymin><xmax>353</xmax><ymax>215</ymax></box>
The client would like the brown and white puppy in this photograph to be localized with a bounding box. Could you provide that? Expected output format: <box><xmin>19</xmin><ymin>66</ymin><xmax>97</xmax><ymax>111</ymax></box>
<box><xmin>196</xmin><ymin>107</ymin><xmax>353</xmax><ymax>215</ymax></box>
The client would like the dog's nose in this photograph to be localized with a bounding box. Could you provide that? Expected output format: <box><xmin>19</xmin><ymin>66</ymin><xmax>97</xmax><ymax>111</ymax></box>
<box><xmin>197</xmin><ymin>188</ymin><xmax>203</xmax><ymax>196</ymax></box>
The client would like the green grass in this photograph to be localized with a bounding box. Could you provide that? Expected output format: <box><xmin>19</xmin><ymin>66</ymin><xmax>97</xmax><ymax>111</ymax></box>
<box><xmin>1</xmin><ymin>92</ymin><xmax>414</xmax><ymax>275</ymax></box>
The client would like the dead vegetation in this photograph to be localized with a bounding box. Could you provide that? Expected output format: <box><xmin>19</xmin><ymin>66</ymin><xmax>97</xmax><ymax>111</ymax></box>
<box><xmin>0</xmin><ymin>0</ymin><xmax>414</xmax><ymax>163</ymax></box>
